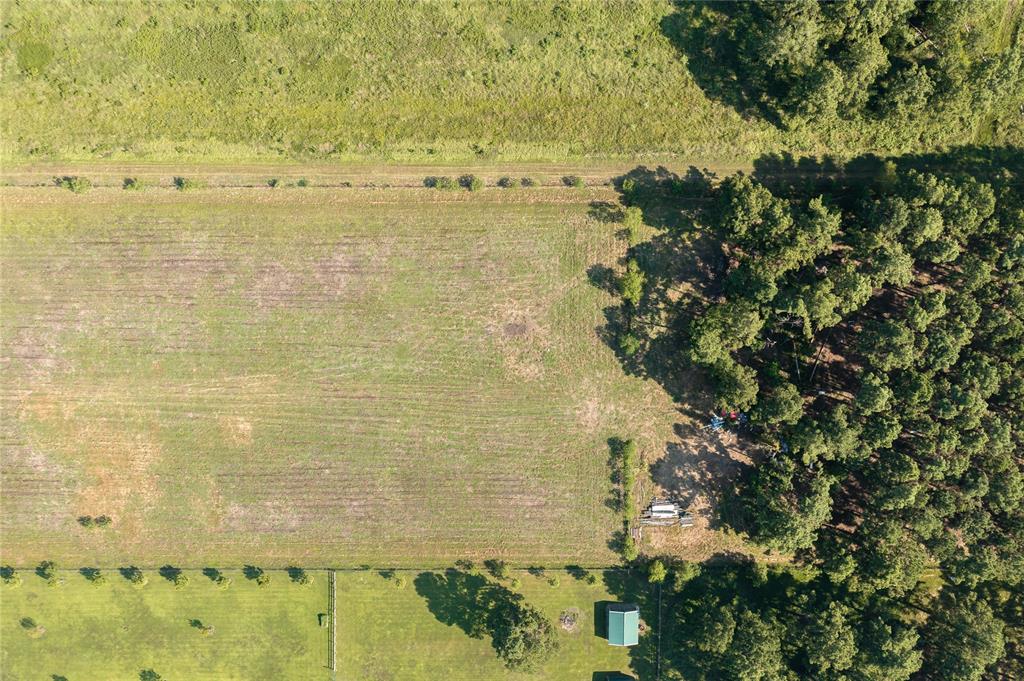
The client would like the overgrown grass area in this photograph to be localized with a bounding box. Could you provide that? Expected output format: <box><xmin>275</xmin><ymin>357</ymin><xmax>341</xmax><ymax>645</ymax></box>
<box><xmin>335</xmin><ymin>568</ymin><xmax>644</xmax><ymax>680</ymax></box>
<box><xmin>0</xmin><ymin>186</ymin><xmax>694</xmax><ymax>568</ymax></box>
<box><xmin>0</xmin><ymin>569</ymin><xmax>329</xmax><ymax>680</ymax></box>
<box><xmin>3</xmin><ymin>0</ymin><xmax>1018</xmax><ymax>164</ymax></box>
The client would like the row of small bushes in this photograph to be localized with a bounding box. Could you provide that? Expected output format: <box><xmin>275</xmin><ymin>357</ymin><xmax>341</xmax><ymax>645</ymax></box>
<box><xmin>55</xmin><ymin>176</ymin><xmax>316</xmax><ymax>191</ymax></box>
<box><xmin>425</xmin><ymin>175</ymin><xmax>588</xmax><ymax>190</ymax></box>
<box><xmin>54</xmin><ymin>175</ymin><xmax>590</xmax><ymax>192</ymax></box>
<box><xmin>2</xmin><ymin>562</ymin><xmax>313</xmax><ymax>589</ymax></box>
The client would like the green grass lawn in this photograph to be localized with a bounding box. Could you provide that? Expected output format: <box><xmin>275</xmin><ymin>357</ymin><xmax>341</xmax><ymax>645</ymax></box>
<box><xmin>0</xmin><ymin>569</ymin><xmax>329</xmax><ymax>681</ymax></box>
<box><xmin>3</xmin><ymin>0</ymin><xmax>1017</xmax><ymax>164</ymax></box>
<box><xmin>335</xmin><ymin>568</ymin><xmax>646</xmax><ymax>680</ymax></box>
<box><xmin>0</xmin><ymin>186</ymin><xmax>680</xmax><ymax>568</ymax></box>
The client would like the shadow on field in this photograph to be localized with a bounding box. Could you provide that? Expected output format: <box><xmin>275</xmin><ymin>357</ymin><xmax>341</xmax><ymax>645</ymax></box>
<box><xmin>414</xmin><ymin>569</ymin><xmax>526</xmax><ymax>657</ymax></box>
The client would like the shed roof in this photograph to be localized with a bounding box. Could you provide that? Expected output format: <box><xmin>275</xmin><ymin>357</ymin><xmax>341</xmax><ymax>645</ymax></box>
<box><xmin>607</xmin><ymin>603</ymin><xmax>639</xmax><ymax>646</ymax></box>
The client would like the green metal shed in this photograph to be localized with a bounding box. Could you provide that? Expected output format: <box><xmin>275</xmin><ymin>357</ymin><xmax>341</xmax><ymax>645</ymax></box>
<box><xmin>607</xmin><ymin>603</ymin><xmax>640</xmax><ymax>646</ymax></box>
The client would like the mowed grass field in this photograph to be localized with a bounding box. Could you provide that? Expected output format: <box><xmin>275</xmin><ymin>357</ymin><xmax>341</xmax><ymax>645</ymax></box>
<box><xmin>335</xmin><ymin>569</ymin><xmax>644</xmax><ymax>680</ymax></box>
<box><xmin>4</xmin><ymin>0</ymin><xmax>1018</xmax><ymax>164</ymax></box>
<box><xmin>0</xmin><ymin>569</ymin><xmax>329</xmax><ymax>681</ymax></box>
<box><xmin>0</xmin><ymin>186</ymin><xmax>680</xmax><ymax>568</ymax></box>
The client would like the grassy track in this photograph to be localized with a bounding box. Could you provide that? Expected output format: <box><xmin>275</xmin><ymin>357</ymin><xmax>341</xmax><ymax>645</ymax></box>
<box><xmin>1</xmin><ymin>186</ymin><xmax>688</xmax><ymax>568</ymax></box>
<box><xmin>334</xmin><ymin>569</ymin><xmax>643</xmax><ymax>680</ymax></box>
<box><xmin>0</xmin><ymin>569</ymin><xmax>329</xmax><ymax>680</ymax></box>
<box><xmin>3</xmin><ymin>0</ymin><xmax>1017</xmax><ymax>164</ymax></box>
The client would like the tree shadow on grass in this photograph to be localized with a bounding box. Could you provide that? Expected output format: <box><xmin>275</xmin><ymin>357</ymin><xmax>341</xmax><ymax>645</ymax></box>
<box><xmin>659</xmin><ymin>2</ymin><xmax>785</xmax><ymax>128</ymax></box>
<box><xmin>414</xmin><ymin>569</ymin><xmax>528</xmax><ymax>658</ymax></box>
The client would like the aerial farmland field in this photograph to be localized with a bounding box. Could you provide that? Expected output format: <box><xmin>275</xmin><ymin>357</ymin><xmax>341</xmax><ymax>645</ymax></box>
<box><xmin>0</xmin><ymin>184</ymin><xmax>684</xmax><ymax>568</ymax></box>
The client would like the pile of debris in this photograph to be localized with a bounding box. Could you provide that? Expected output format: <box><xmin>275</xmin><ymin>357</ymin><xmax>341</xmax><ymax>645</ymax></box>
<box><xmin>639</xmin><ymin>498</ymin><xmax>694</xmax><ymax>527</ymax></box>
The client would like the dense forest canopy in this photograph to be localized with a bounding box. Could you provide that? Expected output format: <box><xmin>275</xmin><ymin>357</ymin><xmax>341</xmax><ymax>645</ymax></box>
<box><xmin>615</xmin><ymin>147</ymin><xmax>1023</xmax><ymax>680</ymax></box>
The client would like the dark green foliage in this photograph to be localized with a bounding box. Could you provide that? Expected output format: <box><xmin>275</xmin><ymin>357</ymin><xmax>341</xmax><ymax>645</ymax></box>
<box><xmin>459</xmin><ymin>174</ymin><xmax>484</xmax><ymax>191</ymax></box>
<box><xmin>173</xmin><ymin>176</ymin><xmax>204</xmax><ymax>191</ymax></box>
<box><xmin>675</xmin><ymin>0</ymin><xmax>1023</xmax><ymax>137</ymax></box>
<box><xmin>296</xmin><ymin>178</ymin><xmax>309</xmax><ymax>187</ymax></box>
<box><xmin>35</xmin><ymin>560</ymin><xmax>57</xmax><ymax>585</ymax></box>
<box><xmin>492</xmin><ymin>601</ymin><xmax>558</xmax><ymax>670</ymax></box>
<box><xmin>139</xmin><ymin>671</ymin><xmax>163</xmax><ymax>681</ymax></box>
<box><xmin>80</xmin><ymin>567</ymin><xmax>106</xmax><ymax>585</ymax></box>
<box><xmin>123</xmin><ymin>177</ymin><xmax>145</xmax><ymax>190</ymax></box>
<box><xmin>287</xmin><ymin>566</ymin><xmax>312</xmax><ymax>585</ymax></box>
<box><xmin>55</xmin><ymin>176</ymin><xmax>91</xmax><ymax>193</ymax></box>
<box><xmin>484</xmin><ymin>559</ymin><xmax>509</xmax><ymax>580</ymax></box>
<box><xmin>562</xmin><ymin>175</ymin><xmax>585</xmax><ymax>188</ymax></box>
<box><xmin>244</xmin><ymin>565</ymin><xmax>270</xmax><ymax>586</ymax></box>
<box><xmin>497</xmin><ymin>176</ymin><xmax>519</xmax><ymax>188</ymax></box>
<box><xmin>267</xmin><ymin>178</ymin><xmax>279</xmax><ymax>188</ymax></box>
<box><xmin>159</xmin><ymin>565</ymin><xmax>189</xmax><ymax>588</ymax></box>
<box><xmin>424</xmin><ymin>176</ymin><xmax>457</xmax><ymax>190</ymax></box>
<box><xmin>647</xmin><ymin>559</ymin><xmax>667</xmax><ymax>584</ymax></box>
<box><xmin>414</xmin><ymin>570</ymin><xmax>557</xmax><ymax>671</ymax></box>
<box><xmin>615</xmin><ymin>151</ymin><xmax>1024</xmax><ymax>677</ymax></box>
<box><xmin>520</xmin><ymin>177</ymin><xmax>539</xmax><ymax>188</ymax></box>
<box><xmin>121</xmin><ymin>566</ymin><xmax>147</xmax><ymax>586</ymax></box>
<box><xmin>618</xmin><ymin>259</ymin><xmax>645</xmax><ymax>307</ymax></box>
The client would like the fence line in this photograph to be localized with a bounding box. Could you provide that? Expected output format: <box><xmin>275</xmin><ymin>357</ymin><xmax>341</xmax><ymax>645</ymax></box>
<box><xmin>328</xmin><ymin>570</ymin><xmax>337</xmax><ymax>673</ymax></box>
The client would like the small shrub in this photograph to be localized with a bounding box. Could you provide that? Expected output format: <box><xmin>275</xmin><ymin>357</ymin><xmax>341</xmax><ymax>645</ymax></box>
<box><xmin>460</xmin><ymin>174</ymin><xmax>484</xmax><ymax>191</ymax></box>
<box><xmin>1</xmin><ymin>566</ymin><xmax>21</xmax><ymax>587</ymax></box>
<box><xmin>648</xmin><ymin>559</ymin><xmax>667</xmax><ymax>584</ymax></box>
<box><xmin>190</xmin><ymin>619</ymin><xmax>215</xmax><ymax>636</ymax></box>
<box><xmin>36</xmin><ymin>561</ymin><xmax>59</xmax><ymax>586</ymax></box>
<box><xmin>296</xmin><ymin>178</ymin><xmax>309</xmax><ymax>187</ymax></box>
<box><xmin>77</xmin><ymin>515</ymin><xmax>94</xmax><ymax>528</ymax></box>
<box><xmin>139</xmin><ymin>670</ymin><xmax>163</xmax><ymax>681</ymax></box>
<box><xmin>671</xmin><ymin>561</ymin><xmax>702</xmax><ymax>591</ymax></box>
<box><xmin>621</xmin><ymin>177</ymin><xmax>637</xmax><ymax>197</ymax></box>
<box><xmin>123</xmin><ymin>177</ymin><xmax>145</xmax><ymax>190</ymax></box>
<box><xmin>55</xmin><ymin>176</ymin><xmax>91</xmax><ymax>193</ymax></box>
<box><xmin>159</xmin><ymin>565</ymin><xmax>188</xmax><ymax>588</ymax></box>
<box><xmin>81</xmin><ymin>567</ymin><xmax>107</xmax><ymax>585</ymax></box>
<box><xmin>585</xmin><ymin>572</ymin><xmax>598</xmax><ymax>585</ymax></box>
<box><xmin>497</xmin><ymin>176</ymin><xmax>520</xmax><ymax>188</ymax></box>
<box><xmin>424</xmin><ymin>175</ymin><xmax>457</xmax><ymax>190</ymax></box>
<box><xmin>394</xmin><ymin>575</ymin><xmax>408</xmax><ymax>589</ymax></box>
<box><xmin>173</xmin><ymin>176</ymin><xmax>205</xmax><ymax>191</ymax></box>
<box><xmin>485</xmin><ymin>559</ymin><xmax>510</xmax><ymax>580</ymax></box>
<box><xmin>619</xmin><ymin>332</ymin><xmax>641</xmax><ymax>357</ymax></box>
<box><xmin>94</xmin><ymin>515</ymin><xmax>112</xmax><ymax>527</ymax></box>
<box><xmin>622</xmin><ymin>535</ymin><xmax>639</xmax><ymax>562</ymax></box>
<box><xmin>20</xmin><ymin>617</ymin><xmax>46</xmax><ymax>638</ymax></box>
<box><xmin>510</xmin><ymin>577</ymin><xmax>522</xmax><ymax>589</ymax></box>
<box><xmin>287</xmin><ymin>566</ymin><xmax>312</xmax><ymax>586</ymax></box>
<box><xmin>563</xmin><ymin>175</ymin><xmax>585</xmax><ymax>188</ymax></box>
<box><xmin>267</xmin><ymin>178</ymin><xmax>280</xmax><ymax>188</ymax></box>
<box><xmin>623</xmin><ymin>206</ymin><xmax>644</xmax><ymax>245</ymax></box>
<box><xmin>122</xmin><ymin>566</ymin><xmax>147</xmax><ymax>587</ymax></box>
<box><xmin>547</xmin><ymin>575</ymin><xmax>560</xmax><ymax>588</ymax></box>
<box><xmin>520</xmin><ymin>176</ymin><xmax>539</xmax><ymax>187</ymax></box>
<box><xmin>256</xmin><ymin>573</ymin><xmax>271</xmax><ymax>587</ymax></box>
<box><xmin>455</xmin><ymin>559</ymin><xmax>475</xmax><ymax>571</ymax></box>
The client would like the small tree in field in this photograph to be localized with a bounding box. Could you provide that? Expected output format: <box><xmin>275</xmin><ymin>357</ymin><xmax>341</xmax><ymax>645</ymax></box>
<box><xmin>2</xmin><ymin>566</ymin><xmax>22</xmax><ymax>587</ymax></box>
<box><xmin>55</xmin><ymin>176</ymin><xmax>91</xmax><ymax>193</ymax></box>
<box><xmin>485</xmin><ymin>559</ymin><xmax>510</xmax><ymax>580</ymax></box>
<box><xmin>244</xmin><ymin>565</ymin><xmax>270</xmax><ymax>586</ymax></box>
<box><xmin>81</xmin><ymin>567</ymin><xmax>107</xmax><ymax>585</ymax></box>
<box><xmin>122</xmin><ymin>566</ymin><xmax>148</xmax><ymax>588</ymax></box>
<box><xmin>77</xmin><ymin>515</ymin><xmax>94</xmax><ymax>528</ymax></box>
<box><xmin>36</xmin><ymin>561</ymin><xmax>59</xmax><ymax>586</ymax></box>
<box><xmin>139</xmin><ymin>670</ymin><xmax>163</xmax><ymax>681</ymax></box>
<box><xmin>493</xmin><ymin>603</ymin><xmax>559</xmax><ymax>671</ymax></box>
<box><xmin>288</xmin><ymin>567</ymin><xmax>312</xmax><ymax>586</ymax></box>
<box><xmin>460</xmin><ymin>174</ymin><xmax>484</xmax><ymax>191</ymax></box>
<box><xmin>648</xmin><ymin>559</ymin><xmax>668</xmax><ymax>584</ymax></box>
<box><xmin>95</xmin><ymin>515</ymin><xmax>112</xmax><ymax>527</ymax></box>
<box><xmin>619</xmin><ymin>259</ymin><xmax>646</xmax><ymax>307</ymax></box>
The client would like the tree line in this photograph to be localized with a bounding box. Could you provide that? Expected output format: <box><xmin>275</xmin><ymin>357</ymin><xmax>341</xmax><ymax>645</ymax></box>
<box><xmin>613</xmin><ymin>149</ymin><xmax>1022</xmax><ymax>680</ymax></box>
